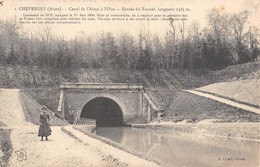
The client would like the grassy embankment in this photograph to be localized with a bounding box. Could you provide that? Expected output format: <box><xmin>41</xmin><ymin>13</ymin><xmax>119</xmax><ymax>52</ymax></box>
<box><xmin>18</xmin><ymin>91</ymin><xmax>68</xmax><ymax>126</ymax></box>
<box><xmin>0</xmin><ymin>129</ymin><xmax>12</xmax><ymax>167</ymax></box>
<box><xmin>0</xmin><ymin>91</ymin><xmax>12</xmax><ymax>167</ymax></box>
<box><xmin>1</xmin><ymin>62</ymin><xmax>260</xmax><ymax>123</ymax></box>
<box><xmin>1</xmin><ymin>62</ymin><xmax>258</xmax><ymax>89</ymax></box>
<box><xmin>196</xmin><ymin>79</ymin><xmax>260</xmax><ymax>108</ymax></box>
<box><xmin>162</xmin><ymin>91</ymin><xmax>260</xmax><ymax>123</ymax></box>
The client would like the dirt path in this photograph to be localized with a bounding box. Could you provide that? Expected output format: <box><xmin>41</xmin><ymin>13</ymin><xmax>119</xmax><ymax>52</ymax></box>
<box><xmin>0</xmin><ymin>89</ymin><xmax>33</xmax><ymax>127</ymax></box>
<box><xmin>0</xmin><ymin>89</ymin><xmax>119</xmax><ymax>167</ymax></box>
<box><xmin>0</xmin><ymin>89</ymin><xmax>159</xmax><ymax>167</ymax></box>
<box><xmin>9</xmin><ymin>126</ymin><xmax>122</xmax><ymax>167</ymax></box>
<box><xmin>185</xmin><ymin>90</ymin><xmax>260</xmax><ymax>114</ymax></box>
<box><xmin>0</xmin><ymin>90</ymin><xmax>112</xmax><ymax>166</ymax></box>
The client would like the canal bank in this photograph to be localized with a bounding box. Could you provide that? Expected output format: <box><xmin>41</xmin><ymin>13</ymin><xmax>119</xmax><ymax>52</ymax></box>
<box><xmin>132</xmin><ymin>122</ymin><xmax>260</xmax><ymax>142</ymax></box>
<box><xmin>72</xmin><ymin>124</ymin><xmax>259</xmax><ymax>167</ymax></box>
<box><xmin>64</xmin><ymin>126</ymin><xmax>162</xmax><ymax>167</ymax></box>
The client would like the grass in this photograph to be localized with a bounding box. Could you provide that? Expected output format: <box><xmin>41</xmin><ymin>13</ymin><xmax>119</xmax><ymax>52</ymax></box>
<box><xmin>195</xmin><ymin>79</ymin><xmax>260</xmax><ymax>108</ymax></box>
<box><xmin>4</xmin><ymin>62</ymin><xmax>258</xmax><ymax>124</ymax></box>
<box><xmin>195</xmin><ymin>89</ymin><xmax>260</xmax><ymax>109</ymax></box>
<box><xmin>0</xmin><ymin>129</ymin><xmax>12</xmax><ymax>167</ymax></box>
<box><xmin>1</xmin><ymin>62</ymin><xmax>259</xmax><ymax>90</ymax></box>
<box><xmin>21</xmin><ymin>88</ymin><xmax>60</xmax><ymax>116</ymax></box>
<box><xmin>20</xmin><ymin>88</ymin><xmax>260</xmax><ymax>124</ymax></box>
<box><xmin>19</xmin><ymin>90</ymin><xmax>68</xmax><ymax>126</ymax></box>
<box><xmin>145</xmin><ymin>89</ymin><xmax>177</xmax><ymax>110</ymax></box>
<box><xmin>162</xmin><ymin>91</ymin><xmax>260</xmax><ymax>123</ymax></box>
<box><xmin>209</xmin><ymin>62</ymin><xmax>260</xmax><ymax>82</ymax></box>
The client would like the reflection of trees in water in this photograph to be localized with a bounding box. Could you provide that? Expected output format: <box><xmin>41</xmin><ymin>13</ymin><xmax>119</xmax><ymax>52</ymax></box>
<box><xmin>114</xmin><ymin>129</ymin><xmax>164</xmax><ymax>154</ymax></box>
<box><xmin>146</xmin><ymin>133</ymin><xmax>259</xmax><ymax>167</ymax></box>
<box><xmin>95</xmin><ymin>127</ymin><xmax>125</xmax><ymax>144</ymax></box>
<box><xmin>96</xmin><ymin>128</ymin><xmax>259</xmax><ymax>167</ymax></box>
<box><xmin>145</xmin><ymin>134</ymin><xmax>164</xmax><ymax>156</ymax></box>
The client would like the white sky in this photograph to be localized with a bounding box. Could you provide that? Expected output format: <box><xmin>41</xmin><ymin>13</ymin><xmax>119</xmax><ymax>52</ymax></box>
<box><xmin>0</xmin><ymin>0</ymin><xmax>259</xmax><ymax>39</ymax></box>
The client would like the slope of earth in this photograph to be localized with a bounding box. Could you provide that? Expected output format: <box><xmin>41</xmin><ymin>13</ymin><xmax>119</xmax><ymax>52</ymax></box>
<box><xmin>0</xmin><ymin>65</ymin><xmax>78</xmax><ymax>88</ymax></box>
<box><xmin>1</xmin><ymin>62</ymin><xmax>259</xmax><ymax>90</ymax></box>
<box><xmin>0</xmin><ymin>129</ymin><xmax>12</xmax><ymax>167</ymax></box>
<box><xmin>20</xmin><ymin>88</ymin><xmax>61</xmax><ymax>118</ymax></box>
<box><xmin>4</xmin><ymin>62</ymin><xmax>259</xmax><ymax>123</ymax></box>
<box><xmin>208</xmin><ymin>62</ymin><xmax>260</xmax><ymax>82</ymax></box>
<box><xmin>19</xmin><ymin>90</ymin><xmax>68</xmax><ymax>126</ymax></box>
<box><xmin>195</xmin><ymin>79</ymin><xmax>260</xmax><ymax>108</ymax></box>
<box><xmin>162</xmin><ymin>91</ymin><xmax>260</xmax><ymax>123</ymax></box>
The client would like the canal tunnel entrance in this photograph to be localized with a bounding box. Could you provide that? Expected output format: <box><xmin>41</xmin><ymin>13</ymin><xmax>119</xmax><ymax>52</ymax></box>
<box><xmin>80</xmin><ymin>97</ymin><xmax>124</xmax><ymax>127</ymax></box>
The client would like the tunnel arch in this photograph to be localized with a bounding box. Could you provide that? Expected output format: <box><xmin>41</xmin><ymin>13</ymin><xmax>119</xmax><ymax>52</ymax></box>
<box><xmin>80</xmin><ymin>97</ymin><xmax>124</xmax><ymax>127</ymax></box>
<box><xmin>76</xmin><ymin>94</ymin><xmax>127</xmax><ymax>115</ymax></box>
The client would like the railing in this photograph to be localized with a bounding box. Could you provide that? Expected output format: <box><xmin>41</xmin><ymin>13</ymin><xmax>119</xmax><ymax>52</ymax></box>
<box><xmin>73</xmin><ymin>112</ymin><xmax>96</xmax><ymax>126</ymax></box>
<box><xmin>57</xmin><ymin>89</ymin><xmax>64</xmax><ymax>113</ymax></box>
<box><xmin>143</xmin><ymin>93</ymin><xmax>159</xmax><ymax>111</ymax></box>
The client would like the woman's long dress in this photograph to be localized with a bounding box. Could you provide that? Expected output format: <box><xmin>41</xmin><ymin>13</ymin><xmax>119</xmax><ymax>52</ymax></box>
<box><xmin>38</xmin><ymin>113</ymin><xmax>52</xmax><ymax>137</ymax></box>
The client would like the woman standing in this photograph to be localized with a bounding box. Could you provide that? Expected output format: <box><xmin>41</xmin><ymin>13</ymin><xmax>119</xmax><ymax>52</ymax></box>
<box><xmin>38</xmin><ymin>108</ymin><xmax>52</xmax><ymax>141</ymax></box>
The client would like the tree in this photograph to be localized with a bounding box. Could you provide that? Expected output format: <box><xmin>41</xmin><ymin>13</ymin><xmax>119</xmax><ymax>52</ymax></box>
<box><xmin>204</xmin><ymin>8</ymin><xmax>234</xmax><ymax>69</ymax></box>
<box><xmin>6</xmin><ymin>44</ymin><xmax>17</xmax><ymax>65</ymax></box>
<box><xmin>99</xmin><ymin>32</ymin><xmax>118</xmax><ymax>68</ymax></box>
<box><xmin>244</xmin><ymin>26</ymin><xmax>260</xmax><ymax>61</ymax></box>
<box><xmin>187</xmin><ymin>21</ymin><xmax>203</xmax><ymax>69</ymax></box>
<box><xmin>136</xmin><ymin>29</ymin><xmax>152</xmax><ymax>70</ymax></box>
<box><xmin>152</xmin><ymin>34</ymin><xmax>164</xmax><ymax>69</ymax></box>
<box><xmin>168</xmin><ymin>17</ymin><xmax>177</xmax><ymax>69</ymax></box>
<box><xmin>0</xmin><ymin>38</ymin><xmax>6</xmax><ymax>64</ymax></box>
<box><xmin>230</xmin><ymin>11</ymin><xmax>250</xmax><ymax>63</ymax></box>
<box><xmin>118</xmin><ymin>33</ymin><xmax>137</xmax><ymax>69</ymax></box>
<box><xmin>178</xmin><ymin>21</ymin><xmax>186</xmax><ymax>69</ymax></box>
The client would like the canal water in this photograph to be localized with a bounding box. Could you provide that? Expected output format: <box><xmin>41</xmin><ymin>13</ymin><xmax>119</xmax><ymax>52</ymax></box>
<box><xmin>82</xmin><ymin>126</ymin><xmax>259</xmax><ymax>167</ymax></box>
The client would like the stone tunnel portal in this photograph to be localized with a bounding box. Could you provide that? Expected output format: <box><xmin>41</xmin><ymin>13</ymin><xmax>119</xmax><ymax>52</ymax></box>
<box><xmin>80</xmin><ymin>97</ymin><xmax>124</xmax><ymax>127</ymax></box>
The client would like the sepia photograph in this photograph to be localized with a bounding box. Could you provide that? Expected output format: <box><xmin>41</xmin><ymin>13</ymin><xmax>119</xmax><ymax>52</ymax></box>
<box><xmin>0</xmin><ymin>0</ymin><xmax>259</xmax><ymax>166</ymax></box>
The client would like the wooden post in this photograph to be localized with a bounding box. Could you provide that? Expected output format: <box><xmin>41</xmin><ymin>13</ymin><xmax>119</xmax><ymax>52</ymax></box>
<box><xmin>142</xmin><ymin>95</ymin><xmax>146</xmax><ymax>119</ymax></box>
<box><xmin>147</xmin><ymin>104</ymin><xmax>151</xmax><ymax>122</ymax></box>
<box><xmin>139</xmin><ymin>93</ymin><xmax>143</xmax><ymax>116</ymax></box>
<box><xmin>157</xmin><ymin>110</ymin><xmax>164</xmax><ymax>122</ymax></box>
<box><xmin>157</xmin><ymin>113</ymin><xmax>160</xmax><ymax>121</ymax></box>
<box><xmin>58</xmin><ymin>89</ymin><xmax>65</xmax><ymax>119</ymax></box>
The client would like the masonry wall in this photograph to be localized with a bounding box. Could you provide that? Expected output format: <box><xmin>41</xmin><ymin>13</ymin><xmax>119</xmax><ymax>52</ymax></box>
<box><xmin>63</xmin><ymin>89</ymin><xmax>141</xmax><ymax>123</ymax></box>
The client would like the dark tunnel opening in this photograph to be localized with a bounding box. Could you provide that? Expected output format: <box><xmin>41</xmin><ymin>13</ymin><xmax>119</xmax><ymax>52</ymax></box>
<box><xmin>80</xmin><ymin>97</ymin><xmax>124</xmax><ymax>127</ymax></box>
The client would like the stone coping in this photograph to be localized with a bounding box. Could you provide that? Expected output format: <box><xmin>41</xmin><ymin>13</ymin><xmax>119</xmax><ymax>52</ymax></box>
<box><xmin>60</xmin><ymin>83</ymin><xmax>144</xmax><ymax>90</ymax></box>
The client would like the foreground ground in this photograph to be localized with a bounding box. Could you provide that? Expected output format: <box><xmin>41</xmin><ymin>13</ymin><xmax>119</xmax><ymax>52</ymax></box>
<box><xmin>0</xmin><ymin>89</ymin><xmax>159</xmax><ymax>167</ymax></box>
<box><xmin>9</xmin><ymin>126</ymin><xmax>123</xmax><ymax>167</ymax></box>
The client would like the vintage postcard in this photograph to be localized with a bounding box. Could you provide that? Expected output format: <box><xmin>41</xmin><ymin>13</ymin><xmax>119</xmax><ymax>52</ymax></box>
<box><xmin>0</xmin><ymin>0</ymin><xmax>259</xmax><ymax>167</ymax></box>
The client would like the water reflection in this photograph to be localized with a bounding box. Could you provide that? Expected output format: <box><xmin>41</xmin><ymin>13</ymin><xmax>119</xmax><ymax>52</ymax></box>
<box><xmin>92</xmin><ymin>127</ymin><xmax>259</xmax><ymax>167</ymax></box>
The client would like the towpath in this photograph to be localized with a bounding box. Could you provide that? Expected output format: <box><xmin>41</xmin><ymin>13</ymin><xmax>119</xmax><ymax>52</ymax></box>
<box><xmin>0</xmin><ymin>89</ymin><xmax>159</xmax><ymax>167</ymax></box>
